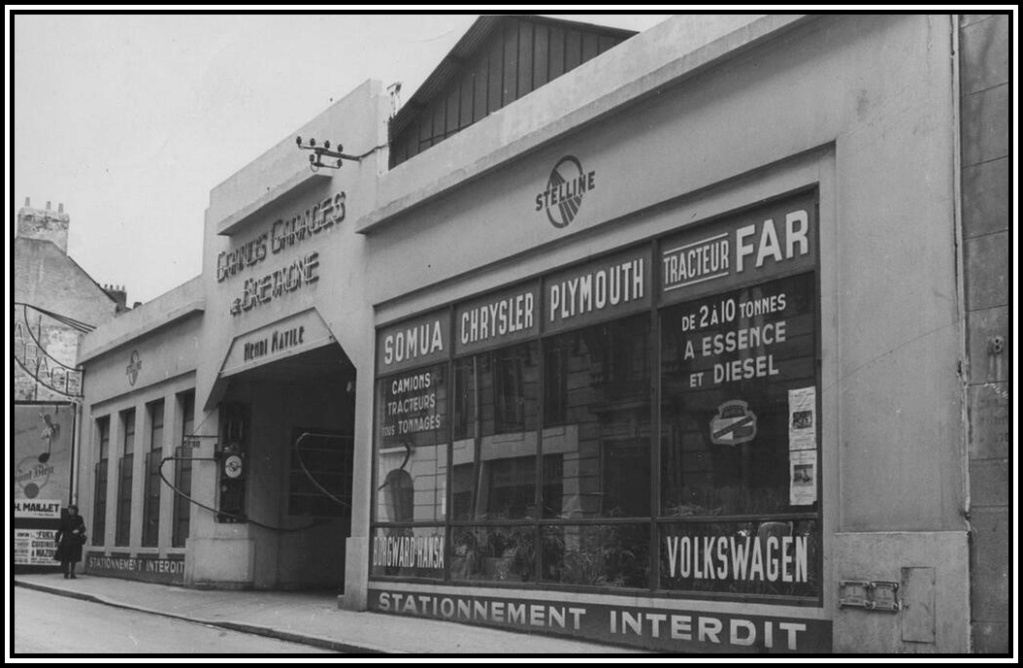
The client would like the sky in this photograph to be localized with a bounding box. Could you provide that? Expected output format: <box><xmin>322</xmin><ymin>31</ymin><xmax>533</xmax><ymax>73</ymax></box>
<box><xmin>10</xmin><ymin>10</ymin><xmax>672</xmax><ymax>305</ymax></box>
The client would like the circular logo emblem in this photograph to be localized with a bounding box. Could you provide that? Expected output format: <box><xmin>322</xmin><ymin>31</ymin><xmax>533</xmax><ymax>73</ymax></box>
<box><xmin>126</xmin><ymin>349</ymin><xmax>143</xmax><ymax>387</ymax></box>
<box><xmin>223</xmin><ymin>454</ymin><xmax>244</xmax><ymax>479</ymax></box>
<box><xmin>541</xmin><ymin>156</ymin><xmax>594</xmax><ymax>229</ymax></box>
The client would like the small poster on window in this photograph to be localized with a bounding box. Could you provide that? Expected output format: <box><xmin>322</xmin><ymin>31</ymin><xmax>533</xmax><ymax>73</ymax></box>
<box><xmin>789</xmin><ymin>450</ymin><xmax>817</xmax><ymax>505</ymax></box>
<box><xmin>788</xmin><ymin>386</ymin><xmax>817</xmax><ymax>451</ymax></box>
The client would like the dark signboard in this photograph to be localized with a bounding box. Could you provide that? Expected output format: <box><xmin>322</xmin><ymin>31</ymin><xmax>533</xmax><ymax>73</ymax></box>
<box><xmin>376</xmin><ymin>309</ymin><xmax>450</xmax><ymax>375</ymax></box>
<box><xmin>453</xmin><ymin>281</ymin><xmax>540</xmax><ymax>356</ymax></box>
<box><xmin>368</xmin><ymin>588</ymin><xmax>831</xmax><ymax>653</ymax></box>
<box><xmin>543</xmin><ymin>246</ymin><xmax>652</xmax><ymax>335</ymax></box>
<box><xmin>660</xmin><ymin>191</ymin><xmax>817</xmax><ymax>304</ymax></box>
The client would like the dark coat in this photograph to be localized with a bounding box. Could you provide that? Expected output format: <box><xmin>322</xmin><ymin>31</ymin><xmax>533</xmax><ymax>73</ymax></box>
<box><xmin>54</xmin><ymin>513</ymin><xmax>87</xmax><ymax>564</ymax></box>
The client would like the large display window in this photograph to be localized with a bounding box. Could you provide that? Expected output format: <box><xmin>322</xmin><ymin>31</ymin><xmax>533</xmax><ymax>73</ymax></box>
<box><xmin>541</xmin><ymin>314</ymin><xmax>652</xmax><ymax>519</ymax></box>
<box><xmin>374</xmin><ymin>362</ymin><xmax>449</xmax><ymax>524</ymax></box>
<box><xmin>658</xmin><ymin>272</ymin><xmax>820</xmax><ymax>598</ymax></box>
<box><xmin>451</xmin><ymin>341</ymin><xmax>541</xmax><ymax>522</ymax></box>
<box><xmin>370</xmin><ymin>190</ymin><xmax>820</xmax><ymax>602</ymax></box>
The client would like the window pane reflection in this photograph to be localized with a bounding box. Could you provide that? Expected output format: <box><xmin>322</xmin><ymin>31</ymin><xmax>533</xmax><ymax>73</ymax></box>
<box><xmin>450</xmin><ymin>525</ymin><xmax>537</xmax><ymax>583</ymax></box>
<box><xmin>541</xmin><ymin>523</ymin><xmax>650</xmax><ymax>588</ymax></box>
<box><xmin>541</xmin><ymin>315</ymin><xmax>652</xmax><ymax>519</ymax></box>
<box><xmin>452</xmin><ymin>342</ymin><xmax>540</xmax><ymax>521</ymax></box>
<box><xmin>659</xmin><ymin>273</ymin><xmax>818</xmax><ymax>517</ymax></box>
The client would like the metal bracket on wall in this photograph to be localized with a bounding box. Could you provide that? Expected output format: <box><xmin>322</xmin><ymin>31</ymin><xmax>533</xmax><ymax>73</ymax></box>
<box><xmin>839</xmin><ymin>579</ymin><xmax>902</xmax><ymax>612</ymax></box>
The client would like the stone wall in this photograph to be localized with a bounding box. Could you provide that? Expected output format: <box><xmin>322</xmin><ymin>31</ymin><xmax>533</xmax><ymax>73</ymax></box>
<box><xmin>959</xmin><ymin>13</ymin><xmax>1010</xmax><ymax>655</ymax></box>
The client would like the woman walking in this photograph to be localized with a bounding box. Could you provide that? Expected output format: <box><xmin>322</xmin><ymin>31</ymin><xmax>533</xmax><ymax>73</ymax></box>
<box><xmin>54</xmin><ymin>504</ymin><xmax>87</xmax><ymax>579</ymax></box>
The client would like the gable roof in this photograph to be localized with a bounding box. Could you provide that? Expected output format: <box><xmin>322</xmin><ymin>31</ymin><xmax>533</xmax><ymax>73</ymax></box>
<box><xmin>389</xmin><ymin>14</ymin><xmax>637</xmax><ymax>168</ymax></box>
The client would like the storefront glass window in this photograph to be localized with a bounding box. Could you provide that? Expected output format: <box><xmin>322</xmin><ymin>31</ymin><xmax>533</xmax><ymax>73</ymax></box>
<box><xmin>451</xmin><ymin>342</ymin><xmax>540</xmax><ymax>522</ymax></box>
<box><xmin>374</xmin><ymin>363</ymin><xmax>449</xmax><ymax>523</ymax></box>
<box><xmin>541</xmin><ymin>314</ymin><xmax>652</xmax><ymax>519</ymax></box>
<box><xmin>369</xmin><ymin>192</ymin><xmax>820</xmax><ymax>602</ymax></box>
<box><xmin>659</xmin><ymin>273</ymin><xmax>818</xmax><ymax>517</ymax></box>
<box><xmin>658</xmin><ymin>271</ymin><xmax>820</xmax><ymax>598</ymax></box>
<box><xmin>450</xmin><ymin>524</ymin><xmax>537</xmax><ymax>583</ymax></box>
<box><xmin>540</xmin><ymin>523</ymin><xmax>651</xmax><ymax>588</ymax></box>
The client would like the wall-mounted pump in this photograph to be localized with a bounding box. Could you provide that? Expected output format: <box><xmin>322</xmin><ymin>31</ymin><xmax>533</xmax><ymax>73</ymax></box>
<box><xmin>217</xmin><ymin>404</ymin><xmax>249</xmax><ymax>523</ymax></box>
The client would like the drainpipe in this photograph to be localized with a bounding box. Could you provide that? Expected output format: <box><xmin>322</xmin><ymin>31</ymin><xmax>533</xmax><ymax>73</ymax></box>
<box><xmin>949</xmin><ymin>15</ymin><xmax>973</xmax><ymax>653</ymax></box>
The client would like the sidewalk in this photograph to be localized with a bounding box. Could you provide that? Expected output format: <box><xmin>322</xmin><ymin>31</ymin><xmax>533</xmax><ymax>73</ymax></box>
<box><xmin>13</xmin><ymin>573</ymin><xmax>645</xmax><ymax>655</ymax></box>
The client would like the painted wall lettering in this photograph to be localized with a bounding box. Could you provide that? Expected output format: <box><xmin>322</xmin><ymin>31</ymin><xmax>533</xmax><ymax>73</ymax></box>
<box><xmin>368</xmin><ymin>589</ymin><xmax>831</xmax><ymax>653</ymax></box>
<box><xmin>85</xmin><ymin>552</ymin><xmax>186</xmax><ymax>585</ymax></box>
<box><xmin>217</xmin><ymin>190</ymin><xmax>345</xmax><ymax>283</ymax></box>
<box><xmin>229</xmin><ymin>251</ymin><xmax>320</xmax><ymax>316</ymax></box>
<box><xmin>13</xmin><ymin>305</ymin><xmax>84</xmax><ymax>397</ymax></box>
<box><xmin>221</xmin><ymin>309</ymin><xmax>332</xmax><ymax>378</ymax></box>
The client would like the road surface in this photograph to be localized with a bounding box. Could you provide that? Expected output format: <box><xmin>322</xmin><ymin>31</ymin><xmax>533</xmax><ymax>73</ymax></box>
<box><xmin>12</xmin><ymin>586</ymin><xmax>334</xmax><ymax>654</ymax></box>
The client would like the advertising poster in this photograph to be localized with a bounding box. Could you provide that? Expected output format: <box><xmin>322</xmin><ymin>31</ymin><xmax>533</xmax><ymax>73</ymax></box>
<box><xmin>789</xmin><ymin>450</ymin><xmax>818</xmax><ymax>506</ymax></box>
<box><xmin>15</xmin><ymin>528</ymin><xmax>58</xmax><ymax>565</ymax></box>
<box><xmin>787</xmin><ymin>386</ymin><xmax>817</xmax><ymax>452</ymax></box>
<box><xmin>15</xmin><ymin>403</ymin><xmax>75</xmax><ymax>566</ymax></box>
<box><xmin>14</xmin><ymin>403</ymin><xmax>74</xmax><ymax>517</ymax></box>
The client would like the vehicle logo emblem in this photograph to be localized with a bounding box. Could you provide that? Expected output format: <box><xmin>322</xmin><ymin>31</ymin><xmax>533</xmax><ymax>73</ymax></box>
<box><xmin>710</xmin><ymin>400</ymin><xmax>758</xmax><ymax>445</ymax></box>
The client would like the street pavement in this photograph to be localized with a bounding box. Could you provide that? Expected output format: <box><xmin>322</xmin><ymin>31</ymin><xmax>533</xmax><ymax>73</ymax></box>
<box><xmin>13</xmin><ymin>573</ymin><xmax>646</xmax><ymax>655</ymax></box>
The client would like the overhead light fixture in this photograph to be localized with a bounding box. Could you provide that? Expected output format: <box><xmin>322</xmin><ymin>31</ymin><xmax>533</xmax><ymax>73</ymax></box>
<box><xmin>296</xmin><ymin>136</ymin><xmax>362</xmax><ymax>171</ymax></box>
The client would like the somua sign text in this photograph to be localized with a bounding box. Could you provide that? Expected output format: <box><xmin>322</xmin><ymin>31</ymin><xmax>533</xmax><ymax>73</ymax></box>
<box><xmin>376</xmin><ymin>311</ymin><xmax>450</xmax><ymax>375</ymax></box>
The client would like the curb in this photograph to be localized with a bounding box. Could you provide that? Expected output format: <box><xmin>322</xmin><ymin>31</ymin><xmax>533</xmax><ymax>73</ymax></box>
<box><xmin>14</xmin><ymin>580</ymin><xmax>386</xmax><ymax>654</ymax></box>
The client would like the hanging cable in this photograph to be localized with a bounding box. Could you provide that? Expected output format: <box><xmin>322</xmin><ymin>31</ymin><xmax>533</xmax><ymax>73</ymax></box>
<box><xmin>158</xmin><ymin>455</ymin><xmax>330</xmax><ymax>533</ymax></box>
<box><xmin>293</xmin><ymin>431</ymin><xmax>353</xmax><ymax>510</ymax></box>
<box><xmin>15</xmin><ymin>301</ymin><xmax>96</xmax><ymax>333</ymax></box>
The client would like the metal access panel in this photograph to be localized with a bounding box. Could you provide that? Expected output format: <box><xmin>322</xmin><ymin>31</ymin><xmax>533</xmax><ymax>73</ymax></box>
<box><xmin>901</xmin><ymin>566</ymin><xmax>936</xmax><ymax>643</ymax></box>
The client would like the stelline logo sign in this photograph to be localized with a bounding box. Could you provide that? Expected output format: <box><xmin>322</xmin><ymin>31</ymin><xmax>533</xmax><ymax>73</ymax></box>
<box><xmin>535</xmin><ymin>156</ymin><xmax>596</xmax><ymax>229</ymax></box>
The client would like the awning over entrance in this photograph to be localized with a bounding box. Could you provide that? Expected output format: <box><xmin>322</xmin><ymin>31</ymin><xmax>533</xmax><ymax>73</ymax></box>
<box><xmin>206</xmin><ymin>308</ymin><xmax>339</xmax><ymax>410</ymax></box>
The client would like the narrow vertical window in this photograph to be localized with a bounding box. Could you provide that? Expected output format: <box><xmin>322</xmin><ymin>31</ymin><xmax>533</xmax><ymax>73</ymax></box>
<box><xmin>92</xmin><ymin>416</ymin><xmax>110</xmax><ymax>546</ymax></box>
<box><xmin>142</xmin><ymin>400</ymin><xmax>164</xmax><ymax>547</ymax></box>
<box><xmin>115</xmin><ymin>409</ymin><xmax>135</xmax><ymax>547</ymax></box>
<box><xmin>172</xmin><ymin>392</ymin><xmax>194</xmax><ymax>548</ymax></box>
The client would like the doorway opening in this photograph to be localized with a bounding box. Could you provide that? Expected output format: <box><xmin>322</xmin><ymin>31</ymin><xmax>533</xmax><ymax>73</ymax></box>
<box><xmin>218</xmin><ymin>342</ymin><xmax>355</xmax><ymax>592</ymax></box>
